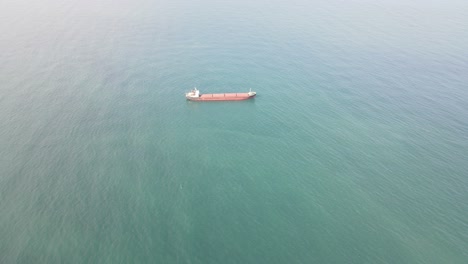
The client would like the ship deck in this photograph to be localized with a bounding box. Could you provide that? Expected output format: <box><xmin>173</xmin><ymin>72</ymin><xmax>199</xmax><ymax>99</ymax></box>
<box><xmin>199</xmin><ymin>93</ymin><xmax>250</xmax><ymax>99</ymax></box>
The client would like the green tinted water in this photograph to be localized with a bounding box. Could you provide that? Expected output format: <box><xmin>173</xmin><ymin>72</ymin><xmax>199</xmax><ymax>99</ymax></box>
<box><xmin>1</xmin><ymin>0</ymin><xmax>467</xmax><ymax>263</ymax></box>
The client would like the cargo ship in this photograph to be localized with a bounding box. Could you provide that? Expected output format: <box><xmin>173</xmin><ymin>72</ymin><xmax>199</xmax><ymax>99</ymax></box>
<box><xmin>185</xmin><ymin>88</ymin><xmax>256</xmax><ymax>101</ymax></box>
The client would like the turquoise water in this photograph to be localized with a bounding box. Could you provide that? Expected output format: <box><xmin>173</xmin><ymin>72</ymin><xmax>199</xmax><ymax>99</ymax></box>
<box><xmin>1</xmin><ymin>0</ymin><xmax>468</xmax><ymax>263</ymax></box>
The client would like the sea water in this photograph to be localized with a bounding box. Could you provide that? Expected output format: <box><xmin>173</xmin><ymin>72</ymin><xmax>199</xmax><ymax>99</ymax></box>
<box><xmin>1</xmin><ymin>0</ymin><xmax>467</xmax><ymax>263</ymax></box>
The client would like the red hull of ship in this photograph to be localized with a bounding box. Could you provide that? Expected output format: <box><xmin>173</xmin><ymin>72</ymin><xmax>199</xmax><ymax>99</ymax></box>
<box><xmin>187</xmin><ymin>93</ymin><xmax>255</xmax><ymax>101</ymax></box>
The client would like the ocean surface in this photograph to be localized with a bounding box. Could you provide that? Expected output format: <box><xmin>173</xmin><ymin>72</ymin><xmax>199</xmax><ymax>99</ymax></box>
<box><xmin>1</xmin><ymin>0</ymin><xmax>467</xmax><ymax>263</ymax></box>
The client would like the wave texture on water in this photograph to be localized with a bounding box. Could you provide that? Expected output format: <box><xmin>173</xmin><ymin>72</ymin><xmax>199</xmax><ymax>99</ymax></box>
<box><xmin>1</xmin><ymin>0</ymin><xmax>468</xmax><ymax>263</ymax></box>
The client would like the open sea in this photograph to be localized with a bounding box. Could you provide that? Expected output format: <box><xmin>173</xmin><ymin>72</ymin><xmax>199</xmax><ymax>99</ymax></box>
<box><xmin>1</xmin><ymin>0</ymin><xmax>467</xmax><ymax>263</ymax></box>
